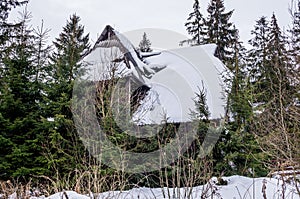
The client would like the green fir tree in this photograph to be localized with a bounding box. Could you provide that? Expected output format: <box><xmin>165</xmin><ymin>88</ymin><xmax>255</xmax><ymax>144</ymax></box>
<box><xmin>204</xmin><ymin>0</ymin><xmax>236</xmax><ymax>64</ymax></box>
<box><xmin>44</xmin><ymin>14</ymin><xmax>91</xmax><ymax>175</ymax></box>
<box><xmin>184</xmin><ymin>0</ymin><xmax>206</xmax><ymax>45</ymax></box>
<box><xmin>0</xmin><ymin>10</ymin><xmax>50</xmax><ymax>179</ymax></box>
<box><xmin>138</xmin><ymin>32</ymin><xmax>152</xmax><ymax>52</ymax></box>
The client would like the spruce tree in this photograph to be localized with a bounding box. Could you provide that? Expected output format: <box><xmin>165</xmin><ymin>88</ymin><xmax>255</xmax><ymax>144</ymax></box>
<box><xmin>138</xmin><ymin>32</ymin><xmax>152</xmax><ymax>52</ymax></box>
<box><xmin>0</xmin><ymin>1</ymin><xmax>27</xmax><ymax>178</ymax></box>
<box><xmin>287</xmin><ymin>0</ymin><xmax>300</xmax><ymax>166</ymax></box>
<box><xmin>247</xmin><ymin>16</ymin><xmax>270</xmax><ymax>105</ymax></box>
<box><xmin>0</xmin><ymin>10</ymin><xmax>50</xmax><ymax>179</ymax></box>
<box><xmin>227</xmin><ymin>28</ymin><xmax>251</xmax><ymax>127</ymax></box>
<box><xmin>0</xmin><ymin>0</ymin><xmax>28</xmax><ymax>58</ymax></box>
<box><xmin>289</xmin><ymin>0</ymin><xmax>300</xmax><ymax>115</ymax></box>
<box><xmin>45</xmin><ymin>14</ymin><xmax>90</xmax><ymax>175</ymax></box>
<box><xmin>213</xmin><ymin>28</ymin><xmax>268</xmax><ymax>177</ymax></box>
<box><xmin>289</xmin><ymin>0</ymin><xmax>300</xmax><ymax>66</ymax></box>
<box><xmin>266</xmin><ymin>14</ymin><xmax>289</xmax><ymax>91</ymax></box>
<box><xmin>183</xmin><ymin>0</ymin><xmax>237</xmax><ymax>64</ymax></box>
<box><xmin>254</xmin><ymin>14</ymin><xmax>289</xmax><ymax>108</ymax></box>
<box><xmin>184</xmin><ymin>0</ymin><xmax>206</xmax><ymax>45</ymax></box>
<box><xmin>249</xmin><ymin>14</ymin><xmax>299</xmax><ymax>165</ymax></box>
<box><xmin>204</xmin><ymin>0</ymin><xmax>236</xmax><ymax>64</ymax></box>
<box><xmin>0</xmin><ymin>0</ymin><xmax>27</xmax><ymax>35</ymax></box>
<box><xmin>0</xmin><ymin>0</ymin><xmax>27</xmax><ymax>21</ymax></box>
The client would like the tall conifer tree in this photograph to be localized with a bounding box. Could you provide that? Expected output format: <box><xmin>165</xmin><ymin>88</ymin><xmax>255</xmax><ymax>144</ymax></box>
<box><xmin>289</xmin><ymin>0</ymin><xmax>300</xmax><ymax>67</ymax></box>
<box><xmin>184</xmin><ymin>0</ymin><xmax>206</xmax><ymax>45</ymax></box>
<box><xmin>247</xmin><ymin>16</ymin><xmax>270</xmax><ymax>105</ymax></box>
<box><xmin>45</xmin><ymin>14</ymin><xmax>90</xmax><ymax>174</ymax></box>
<box><xmin>227</xmin><ymin>28</ymin><xmax>251</xmax><ymax>126</ymax></box>
<box><xmin>0</xmin><ymin>10</ymin><xmax>50</xmax><ymax>179</ymax></box>
<box><xmin>204</xmin><ymin>0</ymin><xmax>236</xmax><ymax>64</ymax></box>
<box><xmin>249</xmin><ymin>14</ymin><xmax>299</xmax><ymax>165</ymax></box>
<box><xmin>0</xmin><ymin>0</ymin><xmax>27</xmax><ymax>46</ymax></box>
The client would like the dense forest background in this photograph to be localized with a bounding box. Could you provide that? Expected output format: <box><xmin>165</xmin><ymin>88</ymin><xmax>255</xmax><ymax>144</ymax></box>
<box><xmin>0</xmin><ymin>0</ymin><xmax>299</xmax><ymax>195</ymax></box>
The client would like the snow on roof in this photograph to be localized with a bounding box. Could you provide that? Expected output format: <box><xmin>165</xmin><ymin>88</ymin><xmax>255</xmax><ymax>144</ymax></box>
<box><xmin>84</xmin><ymin>25</ymin><xmax>227</xmax><ymax>124</ymax></box>
<box><xmin>134</xmin><ymin>45</ymin><xmax>226</xmax><ymax>124</ymax></box>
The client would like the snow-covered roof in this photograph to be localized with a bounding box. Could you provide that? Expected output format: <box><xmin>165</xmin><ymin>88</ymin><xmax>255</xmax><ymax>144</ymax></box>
<box><xmin>84</xmin><ymin>25</ymin><xmax>226</xmax><ymax>124</ymax></box>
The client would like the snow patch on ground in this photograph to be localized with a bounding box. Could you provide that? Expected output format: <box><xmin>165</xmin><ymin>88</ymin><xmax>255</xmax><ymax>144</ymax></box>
<box><xmin>8</xmin><ymin>175</ymin><xmax>298</xmax><ymax>199</ymax></box>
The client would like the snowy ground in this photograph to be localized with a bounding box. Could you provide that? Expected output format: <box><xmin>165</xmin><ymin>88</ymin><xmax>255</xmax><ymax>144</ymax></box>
<box><xmin>5</xmin><ymin>175</ymin><xmax>299</xmax><ymax>199</ymax></box>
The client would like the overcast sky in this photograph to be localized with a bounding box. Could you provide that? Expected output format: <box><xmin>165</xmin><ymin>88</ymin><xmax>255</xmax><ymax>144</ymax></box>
<box><xmin>9</xmin><ymin>0</ymin><xmax>292</xmax><ymax>49</ymax></box>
